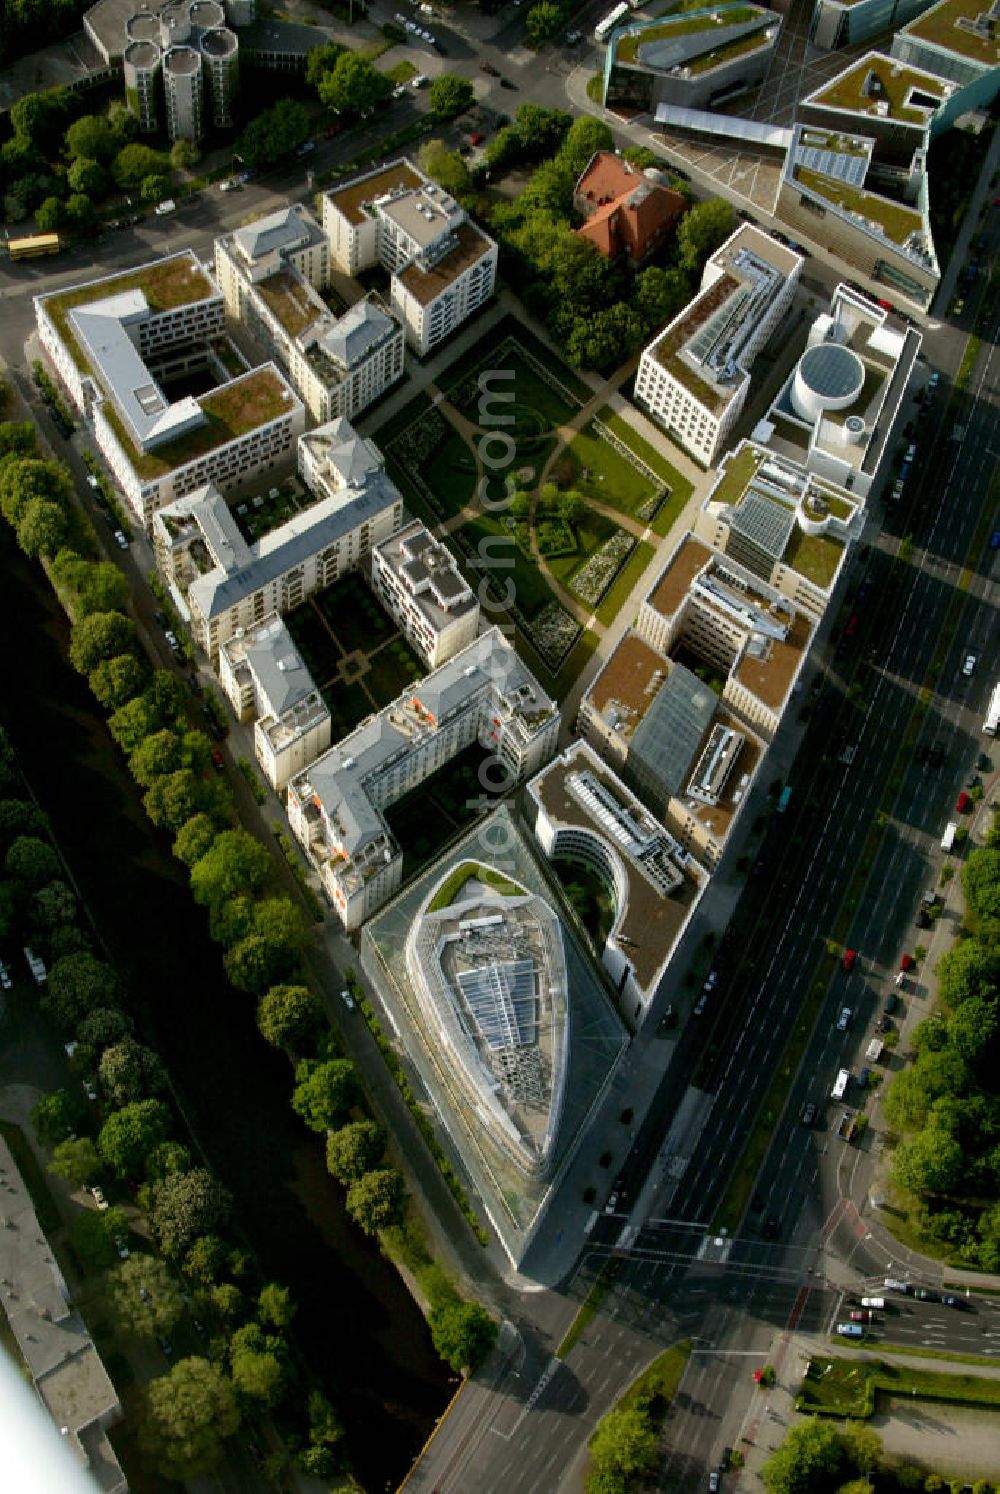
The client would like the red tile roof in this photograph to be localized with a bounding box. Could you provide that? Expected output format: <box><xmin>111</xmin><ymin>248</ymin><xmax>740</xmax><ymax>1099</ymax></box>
<box><xmin>574</xmin><ymin>152</ymin><xmax>686</xmax><ymax>263</ymax></box>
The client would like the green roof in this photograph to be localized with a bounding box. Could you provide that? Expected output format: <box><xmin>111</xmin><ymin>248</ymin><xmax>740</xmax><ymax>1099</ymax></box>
<box><xmin>44</xmin><ymin>255</ymin><xmax>215</xmax><ymax>373</ymax></box>
<box><xmin>709</xmin><ymin>445</ymin><xmax>764</xmax><ymax>505</ymax></box>
<box><xmin>614</xmin><ymin>5</ymin><xmax>763</xmax><ymax>64</ymax></box>
<box><xmin>809</xmin><ymin>55</ymin><xmax>949</xmax><ymax>122</ymax></box>
<box><xmin>783</xmin><ymin>528</ymin><xmax>844</xmax><ymax>587</ymax></box>
<box><xmin>904</xmin><ymin>0</ymin><xmax>1000</xmax><ymax>65</ymax></box>
<box><xmin>794</xmin><ymin>167</ymin><xmax>923</xmax><ymax>246</ymax></box>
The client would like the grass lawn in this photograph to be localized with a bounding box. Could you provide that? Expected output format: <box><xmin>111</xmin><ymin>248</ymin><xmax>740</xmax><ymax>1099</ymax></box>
<box><xmin>315</xmin><ymin>573</ymin><xmax>395</xmax><ymax>655</ymax></box>
<box><xmin>385</xmin><ymin>58</ymin><xmax>417</xmax><ymax>83</ymax></box>
<box><xmin>595</xmin><ymin>407</ymin><xmax>694</xmax><ymax>534</ymax></box>
<box><xmin>365</xmin><ymin>636</ymin><xmax>424</xmax><ymax>707</ymax></box>
<box><xmin>382</xmin><ymin>405</ymin><xmax>478</xmax><ymax>524</ymax></box>
<box><xmin>559</xmin><ymin>424</ymin><xmax>660</xmax><ymax>522</ymax></box>
<box><xmin>784</xmin><ymin>527</ymin><xmax>844</xmax><ymax>588</ymax></box>
<box><xmin>798</xmin><ymin>1354</ymin><xmax>1000</xmax><ymax>1418</ymax></box>
<box><xmin>596</xmin><ymin>539</ymin><xmax>655</xmax><ymax>627</ymax></box>
<box><xmin>617</xmin><ymin>1340</ymin><xmax>693</xmax><ymax>1416</ymax></box>
<box><xmin>439</xmin><ymin>313</ymin><xmax>591</xmax><ymax>405</ymax></box>
<box><xmin>458</xmin><ymin>513</ymin><xmax>553</xmax><ymax>620</ymax></box>
<box><xmin>428</xmin><ymin>861</ymin><xmax>523</xmax><ymax>912</ymax></box>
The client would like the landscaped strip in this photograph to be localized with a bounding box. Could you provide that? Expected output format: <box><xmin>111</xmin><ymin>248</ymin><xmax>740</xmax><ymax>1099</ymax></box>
<box><xmin>557</xmin><ymin>1259</ymin><xmax>622</xmax><ymax>1360</ymax></box>
<box><xmin>801</xmin><ymin>1352</ymin><xmax>1000</xmax><ymax>1416</ymax></box>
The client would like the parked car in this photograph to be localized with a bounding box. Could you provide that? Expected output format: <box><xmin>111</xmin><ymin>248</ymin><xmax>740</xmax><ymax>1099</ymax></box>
<box><xmin>164</xmin><ymin>630</ymin><xmax>180</xmax><ymax>652</ymax></box>
<box><xmin>850</xmin><ymin>1309</ymin><xmax>874</xmax><ymax>1322</ymax></box>
<box><xmin>956</xmin><ymin>790</ymin><xmax>972</xmax><ymax>813</ymax></box>
<box><xmin>900</xmin><ymin>954</ymin><xmax>914</xmax><ymax>972</ymax></box>
<box><xmin>340</xmin><ymin>988</ymin><xmax>355</xmax><ymax>1011</ymax></box>
<box><xmin>187</xmin><ymin>672</ymin><xmax>202</xmax><ymax>695</ymax></box>
<box><xmin>962</xmin><ymin>652</ymin><xmax>977</xmax><ymax>677</ymax></box>
<box><xmin>708</xmin><ymin>1475</ymin><xmax>720</xmax><ymax>1493</ymax></box>
<box><xmin>90</xmin><ymin>1186</ymin><xmax>109</xmax><ymax>1211</ymax></box>
<box><xmin>211</xmin><ymin>749</ymin><xmax>224</xmax><ymax>771</ymax></box>
<box><xmin>113</xmin><ymin>529</ymin><xmax>128</xmax><ymax>549</ymax></box>
<box><xmin>941</xmin><ymin>1294</ymin><xmax>959</xmax><ymax>1307</ymax></box>
<box><xmin>800</xmin><ymin>1101</ymin><xmax>817</xmax><ymax>1126</ymax></box>
<box><xmin>470</xmin><ymin>132</ymin><xmax>484</xmax><ymax>145</ymax></box>
<box><xmin>837</xmin><ymin>1322</ymin><xmax>864</xmax><ymax>1337</ymax></box>
<box><xmin>156</xmin><ymin>1334</ymin><xmax>173</xmax><ymax>1357</ymax></box>
<box><xmin>842</xmin><ymin>949</ymin><xmax>857</xmax><ymax>972</ymax></box>
<box><xmin>836</xmin><ymin>1007</ymin><xmax>852</xmax><ymax>1031</ymax></box>
<box><xmin>115</xmin><ymin>1234</ymin><xmax>129</xmax><ymax>1259</ymax></box>
<box><xmin>219</xmin><ymin>178</ymin><xmax>240</xmax><ymax>192</ymax></box>
<box><xmin>604</xmin><ymin>1190</ymin><xmax>619</xmax><ymax>1215</ymax></box>
<box><xmin>912</xmin><ymin>1287</ymin><xmax>938</xmax><ymax>1301</ymax></box>
<box><xmin>990</xmin><ymin>530</ymin><xmax>1000</xmax><ymax>550</ymax></box>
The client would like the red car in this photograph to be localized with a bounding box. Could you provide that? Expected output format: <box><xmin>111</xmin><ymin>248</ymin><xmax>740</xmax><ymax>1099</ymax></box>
<box><xmin>470</xmin><ymin>132</ymin><xmax>484</xmax><ymax>146</ymax></box>
<box><xmin>211</xmin><ymin>749</ymin><xmax>224</xmax><ymax>771</ymax></box>
<box><xmin>844</xmin><ymin>614</ymin><xmax>859</xmax><ymax>638</ymax></box>
<box><xmin>842</xmin><ymin>949</ymin><xmax>857</xmax><ymax>972</ymax></box>
<box><xmin>900</xmin><ymin>953</ymin><xmax>914</xmax><ymax>972</ymax></box>
<box><xmin>850</xmin><ymin>1309</ymin><xmax>874</xmax><ymax>1323</ymax></box>
<box><xmin>956</xmin><ymin>790</ymin><xmax>971</xmax><ymax>813</ymax></box>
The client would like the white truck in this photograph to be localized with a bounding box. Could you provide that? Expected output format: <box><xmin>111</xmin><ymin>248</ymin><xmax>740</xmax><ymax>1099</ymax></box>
<box><xmin>940</xmin><ymin>821</ymin><xmax>957</xmax><ymax>852</ymax></box>
<box><xmin>866</xmin><ymin>1038</ymin><xmax>884</xmax><ymax>1063</ymax></box>
<box><xmin>831</xmin><ymin>1068</ymin><xmax>851</xmax><ymax>1100</ymax></box>
<box><xmin>154</xmin><ymin>199</ymin><xmax>176</xmax><ymax>216</ymax></box>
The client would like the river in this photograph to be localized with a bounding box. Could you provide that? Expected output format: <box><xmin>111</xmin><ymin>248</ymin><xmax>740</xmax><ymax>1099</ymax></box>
<box><xmin>0</xmin><ymin>531</ymin><xmax>450</xmax><ymax>1490</ymax></box>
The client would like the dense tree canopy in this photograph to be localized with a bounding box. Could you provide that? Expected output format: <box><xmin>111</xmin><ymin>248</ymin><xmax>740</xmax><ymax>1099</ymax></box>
<box><xmin>49</xmin><ymin>1135</ymin><xmax>101</xmax><ymax>1187</ymax></box>
<box><xmin>587</xmin><ymin>1406</ymin><xmax>658</xmax><ymax>1492</ymax></box>
<box><xmin>99</xmin><ymin>1038</ymin><xmax>168</xmax><ymax>1107</ymax></box>
<box><xmin>65</xmin><ymin>114</ymin><xmax>118</xmax><ymax>164</ymax></box>
<box><xmin>326</xmin><ymin>1120</ymin><xmax>385</xmax><ymax>1184</ymax></box>
<box><xmin>69</xmin><ymin>611</ymin><xmax>137</xmax><ymax>676</ymax></box>
<box><xmin>6</xmin><ymin>834</ymin><xmax>60</xmax><ymax>889</ymax></box>
<box><xmin>317</xmin><ymin>54</ymin><xmax>391</xmax><ymax>116</ymax></box>
<box><xmin>418</xmin><ymin>141</ymin><xmax>473</xmax><ymax>201</ymax></box>
<box><xmin>112</xmin><ymin>143</ymin><xmax>170</xmax><ymax>190</ymax></box>
<box><xmin>89</xmin><ymin>653</ymin><xmax>147</xmax><ymax>711</ymax></box>
<box><xmin>428</xmin><ymin>74</ymin><xmax>474</xmax><ymax>121</ymax></box>
<box><xmin>98</xmin><ymin>1099</ymin><xmax>172</xmax><ymax>1180</ymax></box>
<box><xmin>345</xmin><ymin>1167</ymin><xmax>405</xmax><ymax>1233</ymax></box>
<box><xmin>257</xmin><ymin>983</ymin><xmax>323</xmax><ymax>1052</ymax></box>
<box><xmin>291</xmin><ymin>1058</ymin><xmax>358</xmax><ymax>1133</ymax></box>
<box><xmin>108</xmin><ymin>1253</ymin><xmax>185</xmax><ymax>1339</ymax></box>
<box><xmin>761</xmin><ymin>1417</ymin><xmax>845</xmax><ymax>1494</ymax></box>
<box><xmin>31</xmin><ymin>1089</ymin><xmax>86</xmax><ymax>1148</ymax></box>
<box><xmin>139</xmin><ymin>1356</ymin><xmax>240</xmax><ymax>1480</ymax></box>
<box><xmin>43</xmin><ymin>950</ymin><xmax>119</xmax><ymax>1029</ymax></box>
<box><xmin>237</xmin><ymin>99</ymin><xmax>311</xmax><ymax>168</ymax></box>
<box><xmin>429</xmin><ymin>1300</ymin><xmax>497</xmax><ymax>1373</ymax></box>
<box><xmin>190</xmin><ymin>830</ymin><xmax>272</xmax><ymax>909</ymax></box>
<box><xmin>173</xmin><ymin>814</ymin><xmax>218</xmax><ymax>869</ymax></box>
<box><xmin>151</xmin><ymin>1169</ymin><xmax>233</xmax><ymax>1259</ymax></box>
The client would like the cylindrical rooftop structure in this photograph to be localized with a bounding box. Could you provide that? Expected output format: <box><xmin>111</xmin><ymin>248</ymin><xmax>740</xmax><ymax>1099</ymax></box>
<box><xmin>201</xmin><ymin>26</ymin><xmax>239</xmax><ymax>127</ymax></box>
<box><xmin>791</xmin><ymin>342</ymin><xmax>865</xmax><ymax>422</ymax></box>
<box><xmin>163</xmin><ymin>43</ymin><xmax>204</xmax><ymax>141</ymax></box>
<box><xmin>124</xmin><ymin>38</ymin><xmax>161</xmax><ymax>133</ymax></box>
<box><xmin>126</xmin><ymin>12</ymin><xmax>161</xmax><ymax>43</ymax></box>
<box><xmin>160</xmin><ymin>1</ymin><xmax>192</xmax><ymax>47</ymax></box>
<box><xmin>190</xmin><ymin>0</ymin><xmax>226</xmax><ymax>28</ymax></box>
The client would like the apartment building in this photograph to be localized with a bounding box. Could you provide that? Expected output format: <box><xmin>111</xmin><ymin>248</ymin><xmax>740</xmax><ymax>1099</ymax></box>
<box><xmin>370</xmin><ymin>520</ymin><xmax>479</xmax><ymax>669</ymax></box>
<box><xmin>891</xmin><ymin>0</ymin><xmax>1000</xmax><ymax>105</ymax></box>
<box><xmin>527</xmin><ymin>741</ymin><xmax>707</xmax><ymax>1028</ymax></box>
<box><xmin>321</xmin><ymin>159</ymin><xmax>498</xmax><ymax>355</ymax></box>
<box><xmin>287</xmin><ymin>628</ymin><xmax>559</xmax><ymax>930</ymax></box>
<box><xmin>216</xmin><ymin>208</ymin><xmax>404</xmax><ymax>423</ymax></box>
<box><xmin>154</xmin><ymin>419</ymin><xmax>402</xmax><ymax>657</ymax></box>
<box><xmin>603</xmin><ymin>2</ymin><xmax>781</xmax><ymax>113</ymax></box>
<box><xmin>219</xmin><ymin>613</ymin><xmax>331</xmax><ymax>790</ymax></box>
<box><xmin>695</xmin><ymin>441</ymin><xmax>858</xmax><ymax>617</ymax></box>
<box><xmin>635</xmin><ymin>534</ymin><xmax>815</xmax><ymax>742</ymax></box>
<box><xmin>578</xmin><ymin>631</ymin><xmax>764</xmax><ymax>868</ymax></box>
<box><xmin>35</xmin><ymin>252</ymin><xmax>305</xmax><ymax>525</ymax></box>
<box><xmin>635</xmin><ymin>225</ymin><xmax>803</xmax><ymax>467</ymax></box>
<box><xmin>752</xmin><ymin>283</ymin><xmax>921</xmax><ymax>497</ymax></box>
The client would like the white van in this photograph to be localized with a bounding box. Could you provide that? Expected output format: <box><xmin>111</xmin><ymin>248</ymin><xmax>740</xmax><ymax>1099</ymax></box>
<box><xmin>884</xmin><ymin>1277</ymin><xmax>909</xmax><ymax>1293</ymax></box>
<box><xmin>831</xmin><ymin>1068</ymin><xmax>850</xmax><ymax>1100</ymax></box>
<box><xmin>861</xmin><ymin>1296</ymin><xmax>885</xmax><ymax>1309</ymax></box>
<box><xmin>154</xmin><ymin>199</ymin><xmax>176</xmax><ymax>215</ymax></box>
<box><xmin>940</xmin><ymin>821</ymin><xmax>957</xmax><ymax>852</ymax></box>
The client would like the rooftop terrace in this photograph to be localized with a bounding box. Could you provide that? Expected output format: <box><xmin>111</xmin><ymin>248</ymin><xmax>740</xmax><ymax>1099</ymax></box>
<box><xmin>807</xmin><ymin>53</ymin><xmax>952</xmax><ymax>122</ymax></box>
<box><xmin>904</xmin><ymin>0</ymin><xmax>1000</xmax><ymax>64</ymax></box>
<box><xmin>326</xmin><ymin>160</ymin><xmax>425</xmax><ymax>227</ymax></box>
<box><xmin>793</xmin><ymin>166</ymin><xmax>923</xmax><ymax>245</ymax></box>
<box><xmin>614</xmin><ymin>5</ymin><xmax>763</xmax><ymax>64</ymax></box>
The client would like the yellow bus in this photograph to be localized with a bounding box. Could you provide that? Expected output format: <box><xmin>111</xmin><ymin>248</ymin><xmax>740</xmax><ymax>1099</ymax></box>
<box><xmin>6</xmin><ymin>233</ymin><xmax>61</xmax><ymax>261</ymax></box>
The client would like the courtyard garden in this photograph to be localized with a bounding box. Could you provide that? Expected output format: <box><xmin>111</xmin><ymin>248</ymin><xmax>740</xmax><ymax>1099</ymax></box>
<box><xmin>372</xmin><ymin>320</ymin><xmax>693</xmax><ymax>692</ymax></box>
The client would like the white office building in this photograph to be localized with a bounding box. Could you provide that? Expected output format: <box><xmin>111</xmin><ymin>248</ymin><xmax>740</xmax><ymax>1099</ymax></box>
<box><xmin>287</xmin><ymin>629</ymin><xmax>559</xmax><ymax>930</ymax></box>
<box><xmin>370</xmin><ymin>520</ymin><xmax>479</xmax><ymax>669</ymax></box>
<box><xmin>321</xmin><ymin>159</ymin><xmax>498</xmax><ymax>355</ymax></box>
<box><xmin>219</xmin><ymin>613</ymin><xmax>331</xmax><ymax>790</ymax></box>
<box><xmin>635</xmin><ymin>224</ymin><xmax>803</xmax><ymax>467</ymax></box>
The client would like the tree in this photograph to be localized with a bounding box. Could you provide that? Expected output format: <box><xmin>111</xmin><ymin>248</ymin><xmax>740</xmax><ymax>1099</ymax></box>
<box><xmin>78</xmin><ymin>1006</ymin><xmax>134</xmax><ymax>1050</ymax></box>
<box><xmin>305</xmin><ymin>41</ymin><xmax>345</xmax><ymax>91</ymax></box>
<box><xmin>0</xmin><ymin>422</ymin><xmax>38</xmax><ymax>465</ymax></box>
<box><xmin>184</xmin><ymin>1233</ymin><xmax>229</xmax><ymax>1284</ymax></box>
<box><xmin>259</xmin><ymin>1282</ymin><xmax>296</xmax><ymax>1328</ymax></box>
<box><xmin>33</xmin><ymin>878</ymin><xmax>77</xmax><ymax>929</ymax></box>
<box><xmin>108</xmin><ymin>1253</ymin><xmax>185</xmax><ymax>1338</ymax></box>
<box><xmin>108</xmin><ymin>694</ymin><xmax>162</xmax><ymax>753</ymax></box>
<box><xmin>130</xmin><ymin>730</ymin><xmax>183</xmax><ymax>787</ymax></box>
<box><xmin>525</xmin><ymin>1</ymin><xmax>564</xmax><ymax>43</ymax></box>
<box><xmin>170</xmin><ymin>139</ymin><xmax>200</xmax><ymax>171</ymax></box>
<box><xmin>191</xmin><ymin>830</ymin><xmax>272</xmax><ymax>909</ymax></box>
<box><xmin>76</xmin><ymin>561</ymin><xmax>130</xmax><ymax>617</ymax></box>
<box><xmin>65</xmin><ymin>192</ymin><xmax>96</xmax><ymax>232</ymax></box>
<box><xmin>0</xmin><ymin>457</ymin><xmax>72</xmax><ymax>527</ymax></box>
<box><xmin>151</xmin><ymin>1168</ymin><xmax>232</xmax><ymax>1259</ymax></box>
<box><xmin>89</xmin><ymin>652</ymin><xmax>146</xmax><ymax>710</ymax></box>
<box><xmin>99</xmin><ymin>1099</ymin><xmax>171</xmax><ymax>1180</ymax></box>
<box><xmin>345</xmin><ymin>1168</ymin><xmax>405</xmax><ymax>1233</ymax></box>
<box><xmin>839</xmin><ymin>1420</ymin><xmax>882</xmax><ymax>1476</ymax></box>
<box><xmin>107</xmin><ymin>102</ymin><xmax>139</xmax><ymax>145</ymax></box>
<box><xmin>144</xmin><ymin>769</ymin><xmax>203</xmax><ymax>832</ymax></box>
<box><xmin>760</xmin><ymin>1417</ymin><xmax>845</xmax><ymax>1494</ymax></box>
<box><xmin>139</xmin><ymin>1357</ymin><xmax>240</xmax><ymax>1480</ymax></box>
<box><xmin>520</xmin><ymin>157</ymin><xmax>575</xmax><ymax>217</ymax></box>
<box><xmin>892</xmin><ymin>1126</ymin><xmax>965</xmax><ymax>1196</ymax></box>
<box><xmin>237</xmin><ymin>98</ymin><xmax>311</xmax><ymax>168</ymax></box>
<box><xmin>230</xmin><ymin>1322</ymin><xmax>287</xmax><ymax>1405</ymax></box>
<box><xmin>173</xmin><ymin>813</ymin><xmax>218</xmax><ymax>868</ymax></box>
<box><xmin>210</xmin><ymin>894</ymin><xmax>254</xmax><ymax>948</ymax></box>
<box><xmin>35</xmin><ymin>196</ymin><xmax>65</xmax><ymax>233</ymax></box>
<box><xmin>257</xmin><ymin>983</ymin><xmax>322</xmax><ymax>1052</ymax></box>
<box><xmin>69</xmin><ymin>611</ymin><xmax>137</xmax><ymax>676</ymax></box>
<box><xmin>318</xmin><ymin>54</ymin><xmax>391</xmax><ymax>117</ymax></box>
<box><xmin>428</xmin><ymin>74</ymin><xmax>474</xmax><ymax>121</ymax></box>
<box><xmin>587</xmin><ymin>1406</ymin><xmax>658</xmax><ymax>1489</ymax></box>
<box><xmin>6</xmin><ymin>834</ymin><xmax>60</xmax><ymax>889</ymax></box>
<box><xmin>17</xmin><ymin>496</ymin><xmax>66</xmax><ymax>557</ymax></box>
<box><xmin>429</xmin><ymin>1300</ymin><xmax>497</xmax><ymax>1373</ymax></box>
<box><xmin>962</xmin><ymin>847</ymin><xmax>1000</xmax><ymax>924</ymax></box>
<box><xmin>112</xmin><ymin>142</ymin><xmax>170</xmax><ymax>190</ymax></box>
<box><xmin>224</xmin><ymin>934</ymin><xmax>291</xmax><ymax>994</ymax></box>
<box><xmin>141</xmin><ymin>172</ymin><xmax>170</xmax><ymax>204</ymax></box>
<box><xmin>947</xmin><ymin>995</ymin><xmax>999</xmax><ymax>1065</ymax></box>
<box><xmin>512</xmin><ymin>102</ymin><xmax>571</xmax><ymax>160</ymax></box>
<box><xmin>144</xmin><ymin>1140</ymin><xmax>191</xmax><ymax>1181</ymax></box>
<box><xmin>291</xmin><ymin>1058</ymin><xmax>358</xmax><ymax>1133</ymax></box>
<box><xmin>557</xmin><ymin>114</ymin><xmax>613</xmax><ymax>178</ymax></box>
<box><xmin>634</xmin><ymin>265</ymin><xmax>691</xmax><ymax>333</ymax></box>
<box><xmin>99</xmin><ymin>1038</ymin><xmax>168</xmax><ymax>1107</ymax></box>
<box><xmin>65</xmin><ymin>115</ymin><xmax>117</xmax><ymax>164</ymax></box>
<box><xmin>0</xmin><ymin>798</ymin><xmax>48</xmax><ymax>852</ymax></box>
<box><xmin>418</xmin><ymin>141</ymin><xmax>472</xmax><ymax>200</ymax></box>
<box><xmin>677</xmin><ymin>198</ymin><xmax>735</xmax><ymax>273</ymax></box>
<box><xmin>326</xmin><ymin>1120</ymin><xmax>385</xmax><ymax>1184</ymax></box>
<box><xmin>10</xmin><ymin>90</ymin><xmax>68</xmax><ymax>153</ymax></box>
<box><xmin>67</xmin><ymin>156</ymin><xmax>108</xmax><ymax>199</ymax></box>
<box><xmin>43</xmin><ymin>950</ymin><xmax>119</xmax><ymax>1028</ymax></box>
<box><xmin>31</xmin><ymin>1089</ymin><xmax>86</xmax><ymax>1148</ymax></box>
<box><xmin>71</xmin><ymin>1205</ymin><xmax>131</xmax><ymax>1271</ymax></box>
<box><xmin>49</xmin><ymin>1135</ymin><xmax>102</xmax><ymax>1187</ymax></box>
